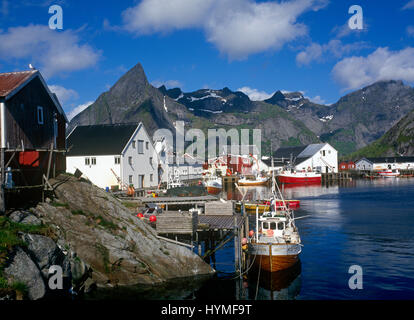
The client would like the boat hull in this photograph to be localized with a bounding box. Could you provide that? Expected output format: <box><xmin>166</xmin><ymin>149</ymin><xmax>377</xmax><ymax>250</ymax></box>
<box><xmin>277</xmin><ymin>174</ymin><xmax>321</xmax><ymax>184</ymax></box>
<box><xmin>207</xmin><ymin>186</ymin><xmax>222</xmax><ymax>194</ymax></box>
<box><xmin>238</xmin><ymin>180</ymin><xmax>269</xmax><ymax>186</ymax></box>
<box><xmin>249</xmin><ymin>243</ymin><xmax>301</xmax><ymax>272</ymax></box>
<box><xmin>236</xmin><ymin>200</ymin><xmax>300</xmax><ymax>213</ymax></box>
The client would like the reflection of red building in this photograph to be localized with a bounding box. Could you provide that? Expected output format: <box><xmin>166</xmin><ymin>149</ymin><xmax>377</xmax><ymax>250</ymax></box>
<box><xmin>339</xmin><ymin>161</ymin><xmax>356</xmax><ymax>171</ymax></box>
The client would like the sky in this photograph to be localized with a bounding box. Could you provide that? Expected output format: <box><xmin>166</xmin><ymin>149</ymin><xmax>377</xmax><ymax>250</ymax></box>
<box><xmin>0</xmin><ymin>0</ymin><xmax>414</xmax><ymax>120</ymax></box>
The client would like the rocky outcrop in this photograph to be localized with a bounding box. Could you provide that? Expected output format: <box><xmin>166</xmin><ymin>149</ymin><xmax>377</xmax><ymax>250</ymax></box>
<box><xmin>4</xmin><ymin>247</ymin><xmax>46</xmax><ymax>300</ymax></box>
<box><xmin>32</xmin><ymin>174</ymin><xmax>213</xmax><ymax>289</ymax></box>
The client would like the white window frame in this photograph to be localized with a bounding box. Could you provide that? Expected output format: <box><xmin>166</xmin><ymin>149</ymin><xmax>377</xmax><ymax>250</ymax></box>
<box><xmin>37</xmin><ymin>106</ymin><xmax>44</xmax><ymax>125</ymax></box>
<box><xmin>85</xmin><ymin>157</ymin><xmax>90</xmax><ymax>165</ymax></box>
<box><xmin>115</xmin><ymin>156</ymin><xmax>120</xmax><ymax>165</ymax></box>
<box><xmin>91</xmin><ymin>157</ymin><xmax>96</xmax><ymax>165</ymax></box>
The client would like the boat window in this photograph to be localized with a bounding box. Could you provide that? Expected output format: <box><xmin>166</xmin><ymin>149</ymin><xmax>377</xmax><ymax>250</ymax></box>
<box><xmin>270</xmin><ymin>222</ymin><xmax>276</xmax><ymax>230</ymax></box>
<box><xmin>263</xmin><ymin>222</ymin><xmax>269</xmax><ymax>229</ymax></box>
<box><xmin>277</xmin><ymin>222</ymin><xmax>285</xmax><ymax>230</ymax></box>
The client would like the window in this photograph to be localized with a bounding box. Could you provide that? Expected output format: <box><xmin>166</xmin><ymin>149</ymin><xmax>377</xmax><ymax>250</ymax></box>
<box><xmin>129</xmin><ymin>175</ymin><xmax>133</xmax><ymax>184</ymax></box>
<box><xmin>270</xmin><ymin>222</ymin><xmax>276</xmax><ymax>230</ymax></box>
<box><xmin>138</xmin><ymin>140</ymin><xmax>144</xmax><ymax>154</ymax></box>
<box><xmin>128</xmin><ymin>156</ymin><xmax>133</xmax><ymax>165</ymax></box>
<box><xmin>322</xmin><ymin>150</ymin><xmax>326</xmax><ymax>156</ymax></box>
<box><xmin>91</xmin><ymin>157</ymin><xmax>96</xmax><ymax>165</ymax></box>
<box><xmin>37</xmin><ymin>106</ymin><xmax>44</xmax><ymax>125</ymax></box>
<box><xmin>150</xmin><ymin>174</ymin><xmax>153</xmax><ymax>182</ymax></box>
<box><xmin>149</xmin><ymin>157</ymin><xmax>153</xmax><ymax>165</ymax></box>
<box><xmin>277</xmin><ymin>222</ymin><xmax>285</xmax><ymax>230</ymax></box>
<box><xmin>115</xmin><ymin>156</ymin><xmax>120</xmax><ymax>165</ymax></box>
<box><xmin>263</xmin><ymin>222</ymin><xmax>269</xmax><ymax>229</ymax></box>
<box><xmin>132</xmin><ymin>141</ymin><xmax>136</xmax><ymax>149</ymax></box>
<box><xmin>146</xmin><ymin>141</ymin><xmax>149</xmax><ymax>150</ymax></box>
<box><xmin>85</xmin><ymin>158</ymin><xmax>90</xmax><ymax>165</ymax></box>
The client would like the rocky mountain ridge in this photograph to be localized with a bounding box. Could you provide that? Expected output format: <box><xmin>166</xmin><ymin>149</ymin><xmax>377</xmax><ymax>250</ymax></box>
<box><xmin>68</xmin><ymin>62</ymin><xmax>414</xmax><ymax>155</ymax></box>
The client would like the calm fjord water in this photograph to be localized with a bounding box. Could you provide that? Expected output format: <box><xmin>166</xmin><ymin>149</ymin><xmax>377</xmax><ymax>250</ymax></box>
<box><xmin>193</xmin><ymin>178</ymin><xmax>414</xmax><ymax>300</ymax></box>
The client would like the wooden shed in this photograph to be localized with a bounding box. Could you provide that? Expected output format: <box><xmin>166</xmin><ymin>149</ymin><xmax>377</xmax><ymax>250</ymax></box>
<box><xmin>0</xmin><ymin>69</ymin><xmax>68</xmax><ymax>211</ymax></box>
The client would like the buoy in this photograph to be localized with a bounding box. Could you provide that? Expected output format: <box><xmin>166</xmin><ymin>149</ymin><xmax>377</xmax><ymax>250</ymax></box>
<box><xmin>241</xmin><ymin>237</ymin><xmax>247</xmax><ymax>245</ymax></box>
<box><xmin>136</xmin><ymin>213</ymin><xmax>144</xmax><ymax>218</ymax></box>
<box><xmin>149</xmin><ymin>215</ymin><xmax>157</xmax><ymax>222</ymax></box>
<box><xmin>249</xmin><ymin>230</ymin><xmax>254</xmax><ymax>237</ymax></box>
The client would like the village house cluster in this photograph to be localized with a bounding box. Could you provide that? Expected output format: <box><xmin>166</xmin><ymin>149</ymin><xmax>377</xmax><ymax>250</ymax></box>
<box><xmin>1</xmin><ymin>68</ymin><xmax>414</xmax><ymax>199</ymax></box>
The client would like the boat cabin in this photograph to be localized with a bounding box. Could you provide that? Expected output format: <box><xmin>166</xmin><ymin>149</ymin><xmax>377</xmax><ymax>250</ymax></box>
<box><xmin>259</xmin><ymin>215</ymin><xmax>288</xmax><ymax>237</ymax></box>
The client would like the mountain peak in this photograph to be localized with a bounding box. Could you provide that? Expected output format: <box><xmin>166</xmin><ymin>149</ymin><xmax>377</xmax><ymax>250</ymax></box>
<box><xmin>108</xmin><ymin>62</ymin><xmax>149</xmax><ymax>98</ymax></box>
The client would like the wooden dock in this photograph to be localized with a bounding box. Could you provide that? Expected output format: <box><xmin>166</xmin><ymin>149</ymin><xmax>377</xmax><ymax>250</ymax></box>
<box><xmin>321</xmin><ymin>172</ymin><xmax>351</xmax><ymax>182</ymax></box>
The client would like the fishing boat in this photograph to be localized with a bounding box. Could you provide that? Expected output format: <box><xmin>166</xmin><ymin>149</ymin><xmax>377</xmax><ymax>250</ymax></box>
<box><xmin>238</xmin><ymin>175</ymin><xmax>269</xmax><ymax>186</ymax></box>
<box><xmin>249</xmin><ymin>209</ymin><xmax>302</xmax><ymax>272</ymax></box>
<box><xmin>378</xmin><ymin>169</ymin><xmax>400</xmax><ymax>177</ymax></box>
<box><xmin>205</xmin><ymin>177</ymin><xmax>222</xmax><ymax>194</ymax></box>
<box><xmin>277</xmin><ymin>170</ymin><xmax>321</xmax><ymax>184</ymax></box>
<box><xmin>248</xmin><ymin>160</ymin><xmax>304</xmax><ymax>273</ymax></box>
<box><xmin>235</xmin><ymin>199</ymin><xmax>300</xmax><ymax>213</ymax></box>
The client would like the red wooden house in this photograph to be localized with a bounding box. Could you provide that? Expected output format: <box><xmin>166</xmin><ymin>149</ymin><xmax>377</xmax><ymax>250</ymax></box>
<box><xmin>339</xmin><ymin>160</ymin><xmax>356</xmax><ymax>171</ymax></box>
<box><xmin>0</xmin><ymin>69</ymin><xmax>68</xmax><ymax>207</ymax></box>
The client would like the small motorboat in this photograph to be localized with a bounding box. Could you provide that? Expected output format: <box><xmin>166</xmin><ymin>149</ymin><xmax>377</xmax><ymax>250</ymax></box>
<box><xmin>378</xmin><ymin>169</ymin><xmax>400</xmax><ymax>177</ymax></box>
<box><xmin>238</xmin><ymin>175</ymin><xmax>269</xmax><ymax>186</ymax></box>
<box><xmin>205</xmin><ymin>177</ymin><xmax>223</xmax><ymax>194</ymax></box>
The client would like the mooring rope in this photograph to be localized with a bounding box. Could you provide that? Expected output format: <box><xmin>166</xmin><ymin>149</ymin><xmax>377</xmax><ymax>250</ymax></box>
<box><xmin>255</xmin><ymin>255</ymin><xmax>262</xmax><ymax>300</ymax></box>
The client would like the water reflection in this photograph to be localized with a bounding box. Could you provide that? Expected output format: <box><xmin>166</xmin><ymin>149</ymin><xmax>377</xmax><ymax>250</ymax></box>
<box><xmin>246</xmin><ymin>261</ymin><xmax>302</xmax><ymax>300</ymax></box>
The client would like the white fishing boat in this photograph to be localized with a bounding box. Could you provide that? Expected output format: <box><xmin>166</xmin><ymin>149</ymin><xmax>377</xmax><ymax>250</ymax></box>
<box><xmin>248</xmin><ymin>159</ymin><xmax>304</xmax><ymax>272</ymax></box>
<box><xmin>205</xmin><ymin>177</ymin><xmax>222</xmax><ymax>194</ymax></box>
<box><xmin>378</xmin><ymin>169</ymin><xmax>400</xmax><ymax>177</ymax></box>
<box><xmin>238</xmin><ymin>174</ymin><xmax>269</xmax><ymax>186</ymax></box>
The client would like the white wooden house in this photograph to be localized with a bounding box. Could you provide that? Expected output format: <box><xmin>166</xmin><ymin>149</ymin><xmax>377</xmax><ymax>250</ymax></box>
<box><xmin>263</xmin><ymin>143</ymin><xmax>338</xmax><ymax>173</ymax></box>
<box><xmin>355</xmin><ymin>157</ymin><xmax>414</xmax><ymax>171</ymax></box>
<box><xmin>66</xmin><ymin>123</ymin><xmax>159</xmax><ymax>190</ymax></box>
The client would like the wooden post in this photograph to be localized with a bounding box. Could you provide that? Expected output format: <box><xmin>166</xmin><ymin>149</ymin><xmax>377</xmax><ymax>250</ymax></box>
<box><xmin>234</xmin><ymin>215</ymin><xmax>239</xmax><ymax>275</ymax></box>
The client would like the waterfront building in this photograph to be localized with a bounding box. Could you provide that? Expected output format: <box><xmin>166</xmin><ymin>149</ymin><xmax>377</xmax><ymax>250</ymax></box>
<box><xmin>339</xmin><ymin>160</ymin><xmax>356</xmax><ymax>171</ymax></box>
<box><xmin>355</xmin><ymin>156</ymin><xmax>414</xmax><ymax>171</ymax></box>
<box><xmin>0</xmin><ymin>69</ymin><xmax>67</xmax><ymax>192</ymax></box>
<box><xmin>66</xmin><ymin>123</ymin><xmax>159</xmax><ymax>190</ymax></box>
<box><xmin>263</xmin><ymin>143</ymin><xmax>338</xmax><ymax>173</ymax></box>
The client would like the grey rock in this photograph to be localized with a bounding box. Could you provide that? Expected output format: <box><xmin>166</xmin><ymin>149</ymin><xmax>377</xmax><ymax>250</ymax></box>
<box><xmin>4</xmin><ymin>248</ymin><xmax>46</xmax><ymax>300</ymax></box>
<box><xmin>22</xmin><ymin>234</ymin><xmax>63</xmax><ymax>278</ymax></box>
<box><xmin>20</xmin><ymin>214</ymin><xmax>41</xmax><ymax>226</ymax></box>
<box><xmin>9</xmin><ymin>210</ymin><xmax>41</xmax><ymax>226</ymax></box>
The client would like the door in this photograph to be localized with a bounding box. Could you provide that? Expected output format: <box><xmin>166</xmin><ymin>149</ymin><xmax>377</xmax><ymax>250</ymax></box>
<box><xmin>138</xmin><ymin>175</ymin><xmax>144</xmax><ymax>188</ymax></box>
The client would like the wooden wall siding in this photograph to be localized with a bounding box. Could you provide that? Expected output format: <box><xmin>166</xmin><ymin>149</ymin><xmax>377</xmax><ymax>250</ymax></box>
<box><xmin>2</xmin><ymin>77</ymin><xmax>66</xmax><ymax>150</ymax></box>
<box><xmin>156</xmin><ymin>211</ymin><xmax>198</xmax><ymax>234</ymax></box>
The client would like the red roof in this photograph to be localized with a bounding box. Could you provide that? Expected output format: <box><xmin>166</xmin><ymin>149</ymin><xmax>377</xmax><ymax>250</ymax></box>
<box><xmin>0</xmin><ymin>70</ymin><xmax>37</xmax><ymax>98</ymax></box>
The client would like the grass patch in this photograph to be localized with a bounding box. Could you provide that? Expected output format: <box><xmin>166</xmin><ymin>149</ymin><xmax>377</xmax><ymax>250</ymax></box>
<box><xmin>121</xmin><ymin>201</ymin><xmax>137</xmax><ymax>209</ymax></box>
<box><xmin>51</xmin><ymin>202</ymin><xmax>69</xmax><ymax>209</ymax></box>
<box><xmin>96</xmin><ymin>216</ymin><xmax>118</xmax><ymax>231</ymax></box>
<box><xmin>71</xmin><ymin>209</ymin><xmax>87</xmax><ymax>216</ymax></box>
<box><xmin>0</xmin><ymin>216</ymin><xmax>51</xmax><ymax>256</ymax></box>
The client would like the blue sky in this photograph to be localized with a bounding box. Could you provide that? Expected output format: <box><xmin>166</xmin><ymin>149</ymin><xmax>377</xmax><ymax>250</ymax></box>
<box><xmin>0</xmin><ymin>0</ymin><xmax>414</xmax><ymax>119</ymax></box>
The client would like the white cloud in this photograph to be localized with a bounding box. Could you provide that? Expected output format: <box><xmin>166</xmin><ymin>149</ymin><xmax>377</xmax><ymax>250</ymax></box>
<box><xmin>296</xmin><ymin>39</ymin><xmax>368</xmax><ymax>65</ymax></box>
<box><xmin>402</xmin><ymin>0</ymin><xmax>414</xmax><ymax>10</ymax></box>
<box><xmin>121</xmin><ymin>0</ymin><xmax>328</xmax><ymax>60</ymax></box>
<box><xmin>237</xmin><ymin>86</ymin><xmax>274</xmax><ymax>101</ymax></box>
<box><xmin>332</xmin><ymin>47</ymin><xmax>414</xmax><ymax>90</ymax></box>
<box><xmin>151</xmin><ymin>79</ymin><xmax>183</xmax><ymax>88</ymax></box>
<box><xmin>67</xmin><ymin>101</ymin><xmax>94</xmax><ymax>121</ymax></box>
<box><xmin>0</xmin><ymin>24</ymin><xmax>100</xmax><ymax>77</ymax></box>
<box><xmin>306</xmin><ymin>95</ymin><xmax>326</xmax><ymax>104</ymax></box>
<box><xmin>49</xmin><ymin>85</ymin><xmax>79</xmax><ymax>105</ymax></box>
